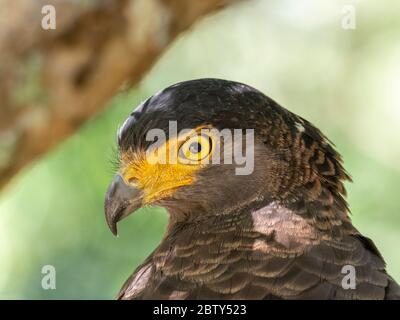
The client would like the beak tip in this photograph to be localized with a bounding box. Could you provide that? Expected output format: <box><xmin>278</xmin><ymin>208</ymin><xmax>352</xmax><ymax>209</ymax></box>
<box><xmin>106</xmin><ymin>216</ymin><xmax>119</xmax><ymax>236</ymax></box>
<box><xmin>110</xmin><ymin>224</ymin><xmax>119</xmax><ymax>237</ymax></box>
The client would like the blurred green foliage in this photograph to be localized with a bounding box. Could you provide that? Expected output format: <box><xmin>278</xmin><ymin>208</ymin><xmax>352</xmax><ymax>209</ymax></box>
<box><xmin>0</xmin><ymin>0</ymin><xmax>399</xmax><ymax>299</ymax></box>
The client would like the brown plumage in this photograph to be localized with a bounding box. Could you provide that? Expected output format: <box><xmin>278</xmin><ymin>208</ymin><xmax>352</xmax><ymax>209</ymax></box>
<box><xmin>105</xmin><ymin>78</ymin><xmax>400</xmax><ymax>300</ymax></box>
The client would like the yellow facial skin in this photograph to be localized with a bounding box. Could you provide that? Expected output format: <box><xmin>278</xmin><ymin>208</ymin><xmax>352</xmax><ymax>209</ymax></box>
<box><xmin>120</xmin><ymin>126</ymin><xmax>215</xmax><ymax>204</ymax></box>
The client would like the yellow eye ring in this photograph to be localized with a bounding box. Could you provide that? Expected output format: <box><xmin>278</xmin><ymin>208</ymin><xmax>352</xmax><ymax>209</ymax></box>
<box><xmin>178</xmin><ymin>133</ymin><xmax>212</xmax><ymax>164</ymax></box>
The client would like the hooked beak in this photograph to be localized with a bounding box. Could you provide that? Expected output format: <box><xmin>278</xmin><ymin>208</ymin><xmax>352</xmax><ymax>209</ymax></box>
<box><xmin>104</xmin><ymin>175</ymin><xmax>142</xmax><ymax>236</ymax></box>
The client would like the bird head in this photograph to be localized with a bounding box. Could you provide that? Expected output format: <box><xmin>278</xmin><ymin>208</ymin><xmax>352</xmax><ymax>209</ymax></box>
<box><xmin>105</xmin><ymin>79</ymin><xmax>350</xmax><ymax>235</ymax></box>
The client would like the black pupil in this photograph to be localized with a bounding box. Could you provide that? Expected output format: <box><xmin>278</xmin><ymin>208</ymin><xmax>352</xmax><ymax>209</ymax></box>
<box><xmin>189</xmin><ymin>142</ymin><xmax>201</xmax><ymax>154</ymax></box>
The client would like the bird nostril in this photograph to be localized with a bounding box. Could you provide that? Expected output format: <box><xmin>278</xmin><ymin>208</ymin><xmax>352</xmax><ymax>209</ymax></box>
<box><xmin>128</xmin><ymin>177</ymin><xmax>136</xmax><ymax>184</ymax></box>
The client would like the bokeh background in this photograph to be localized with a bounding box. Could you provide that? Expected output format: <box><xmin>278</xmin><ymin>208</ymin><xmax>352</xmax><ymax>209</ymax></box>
<box><xmin>1</xmin><ymin>0</ymin><xmax>399</xmax><ymax>299</ymax></box>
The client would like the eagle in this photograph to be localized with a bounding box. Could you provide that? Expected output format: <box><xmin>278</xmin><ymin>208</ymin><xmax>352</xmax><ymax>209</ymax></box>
<box><xmin>104</xmin><ymin>78</ymin><xmax>400</xmax><ymax>300</ymax></box>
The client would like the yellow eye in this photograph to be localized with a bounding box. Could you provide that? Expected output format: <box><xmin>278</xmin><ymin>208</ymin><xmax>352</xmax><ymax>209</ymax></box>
<box><xmin>178</xmin><ymin>133</ymin><xmax>212</xmax><ymax>164</ymax></box>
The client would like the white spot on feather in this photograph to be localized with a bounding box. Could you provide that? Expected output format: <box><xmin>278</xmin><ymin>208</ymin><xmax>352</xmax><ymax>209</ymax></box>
<box><xmin>117</xmin><ymin>116</ymin><xmax>132</xmax><ymax>143</ymax></box>
<box><xmin>117</xmin><ymin>97</ymin><xmax>150</xmax><ymax>143</ymax></box>
<box><xmin>295</xmin><ymin>122</ymin><xmax>305</xmax><ymax>133</ymax></box>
